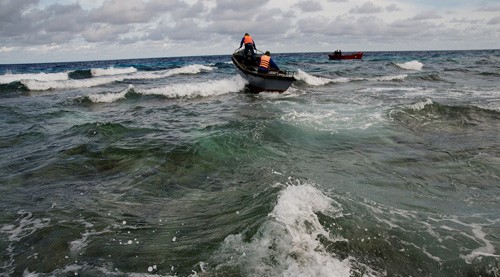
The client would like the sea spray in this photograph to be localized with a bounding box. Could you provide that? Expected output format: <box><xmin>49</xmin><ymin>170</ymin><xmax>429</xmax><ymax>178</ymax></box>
<box><xmin>212</xmin><ymin>183</ymin><xmax>351</xmax><ymax>277</ymax></box>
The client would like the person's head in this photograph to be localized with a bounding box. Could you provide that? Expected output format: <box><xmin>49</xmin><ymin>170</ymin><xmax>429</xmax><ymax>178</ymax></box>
<box><xmin>265</xmin><ymin>51</ymin><xmax>270</xmax><ymax>56</ymax></box>
<box><xmin>245</xmin><ymin>33</ymin><xmax>249</xmax><ymax>36</ymax></box>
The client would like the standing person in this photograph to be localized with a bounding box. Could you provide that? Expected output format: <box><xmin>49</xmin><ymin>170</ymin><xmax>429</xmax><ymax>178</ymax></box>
<box><xmin>240</xmin><ymin>33</ymin><xmax>257</xmax><ymax>61</ymax></box>
<box><xmin>258</xmin><ymin>51</ymin><xmax>280</xmax><ymax>74</ymax></box>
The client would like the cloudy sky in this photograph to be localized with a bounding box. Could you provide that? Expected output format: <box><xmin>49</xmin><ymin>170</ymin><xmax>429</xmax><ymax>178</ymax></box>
<box><xmin>1</xmin><ymin>0</ymin><xmax>499</xmax><ymax>64</ymax></box>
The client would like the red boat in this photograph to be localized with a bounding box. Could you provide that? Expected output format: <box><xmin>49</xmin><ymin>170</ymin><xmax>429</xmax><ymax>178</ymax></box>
<box><xmin>328</xmin><ymin>51</ymin><xmax>363</xmax><ymax>60</ymax></box>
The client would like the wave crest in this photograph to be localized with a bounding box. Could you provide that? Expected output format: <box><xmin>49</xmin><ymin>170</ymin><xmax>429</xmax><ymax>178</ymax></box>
<box><xmin>138</xmin><ymin>75</ymin><xmax>247</xmax><ymax>99</ymax></box>
<box><xmin>395</xmin><ymin>60</ymin><xmax>424</xmax><ymax>71</ymax></box>
<box><xmin>295</xmin><ymin>69</ymin><xmax>336</xmax><ymax>86</ymax></box>
<box><xmin>13</xmin><ymin>64</ymin><xmax>215</xmax><ymax>91</ymax></box>
<box><xmin>91</xmin><ymin>67</ymin><xmax>137</xmax><ymax>76</ymax></box>
<box><xmin>212</xmin><ymin>182</ymin><xmax>351</xmax><ymax>276</ymax></box>
<box><xmin>0</xmin><ymin>72</ymin><xmax>68</xmax><ymax>84</ymax></box>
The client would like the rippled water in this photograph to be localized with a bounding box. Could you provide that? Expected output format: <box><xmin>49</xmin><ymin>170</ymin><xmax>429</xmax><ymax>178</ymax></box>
<box><xmin>0</xmin><ymin>50</ymin><xmax>499</xmax><ymax>276</ymax></box>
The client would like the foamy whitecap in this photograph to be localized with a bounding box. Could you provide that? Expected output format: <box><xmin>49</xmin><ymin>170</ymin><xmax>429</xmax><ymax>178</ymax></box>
<box><xmin>139</xmin><ymin>75</ymin><xmax>247</xmax><ymax>98</ymax></box>
<box><xmin>407</xmin><ymin>99</ymin><xmax>433</xmax><ymax>110</ymax></box>
<box><xmin>21</xmin><ymin>76</ymin><xmax>123</xmax><ymax>91</ymax></box>
<box><xmin>295</xmin><ymin>69</ymin><xmax>335</xmax><ymax>86</ymax></box>
<box><xmin>17</xmin><ymin>64</ymin><xmax>215</xmax><ymax>91</ymax></box>
<box><xmin>91</xmin><ymin>67</ymin><xmax>137</xmax><ymax>76</ymax></box>
<box><xmin>396</xmin><ymin>60</ymin><xmax>424</xmax><ymax>71</ymax></box>
<box><xmin>126</xmin><ymin>64</ymin><xmax>214</xmax><ymax>81</ymax></box>
<box><xmin>0</xmin><ymin>72</ymin><xmax>69</xmax><ymax>84</ymax></box>
<box><xmin>88</xmin><ymin>85</ymin><xmax>134</xmax><ymax>103</ymax></box>
<box><xmin>214</xmin><ymin>182</ymin><xmax>351</xmax><ymax>277</ymax></box>
<box><xmin>370</xmin><ymin>74</ymin><xmax>408</xmax><ymax>81</ymax></box>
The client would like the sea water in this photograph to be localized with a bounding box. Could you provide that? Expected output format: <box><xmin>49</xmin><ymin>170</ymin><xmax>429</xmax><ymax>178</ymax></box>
<box><xmin>0</xmin><ymin>50</ymin><xmax>499</xmax><ymax>276</ymax></box>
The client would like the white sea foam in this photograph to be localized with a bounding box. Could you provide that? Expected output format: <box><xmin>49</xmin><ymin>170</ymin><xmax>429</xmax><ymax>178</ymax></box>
<box><xmin>295</xmin><ymin>69</ymin><xmax>336</xmax><ymax>86</ymax></box>
<box><xmin>443</xmin><ymin>216</ymin><xmax>500</xmax><ymax>264</ymax></box>
<box><xmin>281</xmin><ymin>105</ymin><xmax>383</xmax><ymax>132</ymax></box>
<box><xmin>0</xmin><ymin>212</ymin><xmax>51</xmax><ymax>242</ymax></box>
<box><xmin>21</xmin><ymin>76</ymin><xmax>123</xmax><ymax>91</ymax></box>
<box><xmin>88</xmin><ymin>85</ymin><xmax>133</xmax><ymax>103</ymax></box>
<box><xmin>18</xmin><ymin>64</ymin><xmax>215</xmax><ymax>91</ymax></box>
<box><xmin>214</xmin><ymin>182</ymin><xmax>351</xmax><ymax>277</ymax></box>
<box><xmin>396</xmin><ymin>60</ymin><xmax>424</xmax><ymax>71</ymax></box>
<box><xmin>370</xmin><ymin>74</ymin><xmax>408</xmax><ymax>81</ymax></box>
<box><xmin>91</xmin><ymin>66</ymin><xmax>137</xmax><ymax>76</ymax></box>
<box><xmin>138</xmin><ymin>75</ymin><xmax>247</xmax><ymax>99</ymax></box>
<box><xmin>407</xmin><ymin>99</ymin><xmax>433</xmax><ymax>110</ymax></box>
<box><xmin>295</xmin><ymin>69</ymin><xmax>407</xmax><ymax>86</ymax></box>
<box><xmin>0</xmin><ymin>72</ymin><xmax>69</xmax><ymax>84</ymax></box>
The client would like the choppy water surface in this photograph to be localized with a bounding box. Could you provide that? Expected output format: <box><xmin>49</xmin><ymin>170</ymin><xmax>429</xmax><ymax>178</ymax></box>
<box><xmin>0</xmin><ymin>50</ymin><xmax>499</xmax><ymax>276</ymax></box>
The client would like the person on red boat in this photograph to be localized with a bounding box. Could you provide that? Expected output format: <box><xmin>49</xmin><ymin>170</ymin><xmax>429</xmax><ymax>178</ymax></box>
<box><xmin>258</xmin><ymin>51</ymin><xmax>280</xmax><ymax>74</ymax></box>
<box><xmin>239</xmin><ymin>33</ymin><xmax>257</xmax><ymax>61</ymax></box>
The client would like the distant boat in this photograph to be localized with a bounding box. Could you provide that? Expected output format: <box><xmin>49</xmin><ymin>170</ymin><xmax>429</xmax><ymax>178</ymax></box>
<box><xmin>231</xmin><ymin>49</ymin><xmax>295</xmax><ymax>93</ymax></box>
<box><xmin>328</xmin><ymin>51</ymin><xmax>363</xmax><ymax>60</ymax></box>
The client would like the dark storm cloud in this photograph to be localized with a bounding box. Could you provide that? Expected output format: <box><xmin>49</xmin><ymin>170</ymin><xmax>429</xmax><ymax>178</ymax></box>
<box><xmin>0</xmin><ymin>0</ymin><xmax>39</xmax><ymax>37</ymax></box>
<box><xmin>1</xmin><ymin>0</ymin><xmax>498</xmax><ymax>64</ymax></box>
<box><xmin>0</xmin><ymin>1</ymin><xmax>88</xmax><ymax>45</ymax></box>
<box><xmin>0</xmin><ymin>0</ymin><xmax>39</xmax><ymax>22</ymax></box>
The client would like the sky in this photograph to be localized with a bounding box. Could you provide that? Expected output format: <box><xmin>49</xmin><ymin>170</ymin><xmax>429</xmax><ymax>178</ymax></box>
<box><xmin>0</xmin><ymin>0</ymin><xmax>499</xmax><ymax>64</ymax></box>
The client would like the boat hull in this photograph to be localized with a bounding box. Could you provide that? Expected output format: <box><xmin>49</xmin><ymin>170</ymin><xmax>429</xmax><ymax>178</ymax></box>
<box><xmin>231</xmin><ymin>50</ymin><xmax>295</xmax><ymax>93</ymax></box>
<box><xmin>328</xmin><ymin>52</ymin><xmax>363</xmax><ymax>60</ymax></box>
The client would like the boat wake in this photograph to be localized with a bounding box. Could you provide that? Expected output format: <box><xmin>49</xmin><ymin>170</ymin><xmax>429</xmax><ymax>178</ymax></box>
<box><xmin>295</xmin><ymin>69</ymin><xmax>407</xmax><ymax>87</ymax></box>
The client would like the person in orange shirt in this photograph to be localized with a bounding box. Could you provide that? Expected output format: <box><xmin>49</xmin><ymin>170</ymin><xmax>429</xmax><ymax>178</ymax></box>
<box><xmin>258</xmin><ymin>51</ymin><xmax>280</xmax><ymax>74</ymax></box>
<box><xmin>239</xmin><ymin>33</ymin><xmax>257</xmax><ymax>61</ymax></box>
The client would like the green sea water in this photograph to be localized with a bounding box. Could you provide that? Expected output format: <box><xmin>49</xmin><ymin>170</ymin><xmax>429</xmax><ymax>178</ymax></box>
<box><xmin>0</xmin><ymin>50</ymin><xmax>499</xmax><ymax>276</ymax></box>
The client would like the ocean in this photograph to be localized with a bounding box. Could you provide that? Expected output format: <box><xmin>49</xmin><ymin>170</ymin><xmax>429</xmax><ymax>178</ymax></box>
<box><xmin>0</xmin><ymin>50</ymin><xmax>499</xmax><ymax>276</ymax></box>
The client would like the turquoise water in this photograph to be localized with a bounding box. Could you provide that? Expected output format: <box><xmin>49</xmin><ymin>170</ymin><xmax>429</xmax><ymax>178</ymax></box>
<box><xmin>0</xmin><ymin>50</ymin><xmax>499</xmax><ymax>276</ymax></box>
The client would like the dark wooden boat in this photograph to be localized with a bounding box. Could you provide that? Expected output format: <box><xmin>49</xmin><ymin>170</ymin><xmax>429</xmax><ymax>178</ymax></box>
<box><xmin>231</xmin><ymin>49</ymin><xmax>295</xmax><ymax>93</ymax></box>
<box><xmin>328</xmin><ymin>52</ymin><xmax>363</xmax><ymax>60</ymax></box>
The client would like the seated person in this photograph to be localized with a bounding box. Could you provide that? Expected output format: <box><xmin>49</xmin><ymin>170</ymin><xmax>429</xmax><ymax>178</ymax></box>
<box><xmin>257</xmin><ymin>51</ymin><xmax>280</xmax><ymax>73</ymax></box>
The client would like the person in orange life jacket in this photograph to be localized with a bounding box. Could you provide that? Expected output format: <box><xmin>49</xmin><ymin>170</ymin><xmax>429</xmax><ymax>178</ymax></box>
<box><xmin>239</xmin><ymin>33</ymin><xmax>256</xmax><ymax>61</ymax></box>
<box><xmin>258</xmin><ymin>51</ymin><xmax>280</xmax><ymax>73</ymax></box>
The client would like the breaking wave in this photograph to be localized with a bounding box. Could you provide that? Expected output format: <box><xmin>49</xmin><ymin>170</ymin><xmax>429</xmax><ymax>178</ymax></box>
<box><xmin>0</xmin><ymin>64</ymin><xmax>215</xmax><ymax>91</ymax></box>
<box><xmin>85</xmin><ymin>75</ymin><xmax>247</xmax><ymax>103</ymax></box>
<box><xmin>0</xmin><ymin>72</ymin><xmax>69</xmax><ymax>84</ymax></box>
<box><xmin>395</xmin><ymin>60</ymin><xmax>424</xmax><ymax>71</ymax></box>
<box><xmin>211</xmin><ymin>182</ymin><xmax>353</xmax><ymax>276</ymax></box>
<box><xmin>87</xmin><ymin>85</ymin><xmax>135</xmax><ymax>103</ymax></box>
<box><xmin>91</xmin><ymin>66</ymin><xmax>137</xmax><ymax>77</ymax></box>
<box><xmin>138</xmin><ymin>75</ymin><xmax>247</xmax><ymax>99</ymax></box>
